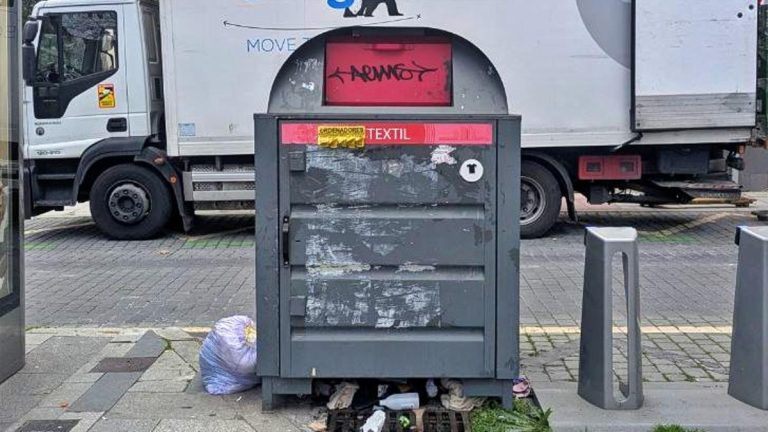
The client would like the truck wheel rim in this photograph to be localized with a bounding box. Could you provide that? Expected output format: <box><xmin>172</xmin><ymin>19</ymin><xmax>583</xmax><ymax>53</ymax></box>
<box><xmin>521</xmin><ymin>176</ymin><xmax>546</xmax><ymax>226</ymax></box>
<box><xmin>107</xmin><ymin>183</ymin><xmax>150</xmax><ymax>225</ymax></box>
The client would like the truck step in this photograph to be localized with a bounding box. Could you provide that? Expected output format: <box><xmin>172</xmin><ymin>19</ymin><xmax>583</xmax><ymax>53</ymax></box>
<box><xmin>36</xmin><ymin>173</ymin><xmax>76</xmax><ymax>181</ymax></box>
<box><xmin>651</xmin><ymin>179</ymin><xmax>751</xmax><ymax>205</ymax></box>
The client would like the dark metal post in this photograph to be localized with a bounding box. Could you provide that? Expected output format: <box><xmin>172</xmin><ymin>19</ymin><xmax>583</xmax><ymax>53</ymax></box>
<box><xmin>729</xmin><ymin>226</ymin><xmax>768</xmax><ymax>410</ymax></box>
<box><xmin>578</xmin><ymin>227</ymin><xmax>643</xmax><ymax>410</ymax></box>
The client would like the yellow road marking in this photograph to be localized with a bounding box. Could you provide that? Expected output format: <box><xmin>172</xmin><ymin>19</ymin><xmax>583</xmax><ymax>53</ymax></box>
<box><xmin>521</xmin><ymin>325</ymin><xmax>732</xmax><ymax>335</ymax></box>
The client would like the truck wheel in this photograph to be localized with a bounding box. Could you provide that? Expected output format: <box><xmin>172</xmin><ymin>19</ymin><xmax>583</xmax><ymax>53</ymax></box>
<box><xmin>521</xmin><ymin>161</ymin><xmax>562</xmax><ymax>239</ymax></box>
<box><xmin>89</xmin><ymin>164</ymin><xmax>173</xmax><ymax>240</ymax></box>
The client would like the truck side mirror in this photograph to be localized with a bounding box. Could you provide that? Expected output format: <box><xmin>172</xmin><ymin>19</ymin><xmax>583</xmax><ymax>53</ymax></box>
<box><xmin>22</xmin><ymin>19</ymin><xmax>39</xmax><ymax>44</ymax></box>
<box><xmin>21</xmin><ymin>20</ymin><xmax>40</xmax><ymax>86</ymax></box>
<box><xmin>22</xmin><ymin>44</ymin><xmax>37</xmax><ymax>86</ymax></box>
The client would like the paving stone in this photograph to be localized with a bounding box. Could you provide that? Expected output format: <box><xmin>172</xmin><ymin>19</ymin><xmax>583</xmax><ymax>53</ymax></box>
<box><xmin>96</xmin><ymin>342</ymin><xmax>135</xmax><ymax>359</ymax></box>
<box><xmin>90</xmin><ymin>357</ymin><xmax>156</xmax><ymax>374</ymax></box>
<box><xmin>63</xmin><ymin>373</ymin><xmax>103</xmax><ymax>384</ymax></box>
<box><xmin>25</xmin><ymin>334</ymin><xmax>53</xmax><ymax>346</ymax></box>
<box><xmin>109</xmin><ymin>392</ymin><xmax>237</xmax><ymax>420</ymax></box>
<box><xmin>138</xmin><ymin>351</ymin><xmax>196</xmax><ymax>382</ymax></box>
<box><xmin>23</xmin><ymin>337</ymin><xmax>110</xmax><ymax>376</ymax></box>
<box><xmin>37</xmin><ymin>383</ymin><xmax>93</xmax><ymax>408</ymax></box>
<box><xmin>184</xmin><ymin>373</ymin><xmax>204</xmax><ymax>395</ymax></box>
<box><xmin>67</xmin><ymin>373</ymin><xmax>142</xmax><ymax>413</ymax></box>
<box><xmin>59</xmin><ymin>412</ymin><xmax>104</xmax><ymax>432</ymax></box>
<box><xmin>170</xmin><ymin>341</ymin><xmax>201</xmax><ymax>371</ymax></box>
<box><xmin>0</xmin><ymin>374</ymin><xmax>69</xmax><ymax>424</ymax></box>
<box><xmin>87</xmin><ymin>419</ymin><xmax>159</xmax><ymax>432</ymax></box>
<box><xmin>18</xmin><ymin>407</ymin><xmax>67</xmax><ymax>421</ymax></box>
<box><xmin>109</xmin><ymin>332</ymin><xmax>147</xmax><ymax>343</ymax></box>
<box><xmin>153</xmin><ymin>419</ymin><xmax>256</xmax><ymax>432</ymax></box>
<box><xmin>128</xmin><ymin>380</ymin><xmax>189</xmax><ymax>393</ymax></box>
<box><xmin>125</xmin><ymin>332</ymin><xmax>165</xmax><ymax>359</ymax></box>
<box><xmin>14</xmin><ymin>419</ymin><xmax>79</xmax><ymax>432</ymax></box>
<box><xmin>237</xmin><ymin>392</ymin><xmax>316</xmax><ymax>432</ymax></box>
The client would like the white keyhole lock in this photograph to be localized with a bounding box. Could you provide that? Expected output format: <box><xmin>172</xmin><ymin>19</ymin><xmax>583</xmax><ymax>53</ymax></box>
<box><xmin>459</xmin><ymin>159</ymin><xmax>484</xmax><ymax>183</ymax></box>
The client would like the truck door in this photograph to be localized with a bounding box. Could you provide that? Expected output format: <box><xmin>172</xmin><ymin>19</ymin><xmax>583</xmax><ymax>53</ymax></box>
<box><xmin>24</xmin><ymin>5</ymin><xmax>129</xmax><ymax>160</ymax></box>
<box><xmin>139</xmin><ymin>3</ymin><xmax>163</xmax><ymax>137</ymax></box>
<box><xmin>633</xmin><ymin>0</ymin><xmax>758</xmax><ymax>131</ymax></box>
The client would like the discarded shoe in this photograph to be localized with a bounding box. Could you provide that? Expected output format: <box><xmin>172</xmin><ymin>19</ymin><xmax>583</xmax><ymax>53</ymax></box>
<box><xmin>513</xmin><ymin>376</ymin><xmax>531</xmax><ymax>399</ymax></box>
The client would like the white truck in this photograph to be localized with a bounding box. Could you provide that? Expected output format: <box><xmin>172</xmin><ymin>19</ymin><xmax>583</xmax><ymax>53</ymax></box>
<box><xmin>19</xmin><ymin>0</ymin><xmax>763</xmax><ymax>239</ymax></box>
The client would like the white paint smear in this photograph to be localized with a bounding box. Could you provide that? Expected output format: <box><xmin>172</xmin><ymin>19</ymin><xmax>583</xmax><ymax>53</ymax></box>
<box><xmin>397</xmin><ymin>264</ymin><xmax>437</xmax><ymax>273</ymax></box>
<box><xmin>431</xmin><ymin>145</ymin><xmax>457</xmax><ymax>166</ymax></box>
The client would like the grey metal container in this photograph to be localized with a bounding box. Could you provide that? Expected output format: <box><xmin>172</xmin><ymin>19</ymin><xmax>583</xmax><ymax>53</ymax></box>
<box><xmin>254</xmin><ymin>114</ymin><xmax>521</xmax><ymax>409</ymax></box>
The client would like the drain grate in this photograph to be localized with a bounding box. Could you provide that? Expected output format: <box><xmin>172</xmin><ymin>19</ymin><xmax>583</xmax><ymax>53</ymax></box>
<box><xmin>423</xmin><ymin>409</ymin><xmax>471</xmax><ymax>432</ymax></box>
<box><xmin>90</xmin><ymin>357</ymin><xmax>156</xmax><ymax>373</ymax></box>
<box><xmin>16</xmin><ymin>420</ymin><xmax>79</xmax><ymax>432</ymax></box>
<box><xmin>327</xmin><ymin>410</ymin><xmax>417</xmax><ymax>432</ymax></box>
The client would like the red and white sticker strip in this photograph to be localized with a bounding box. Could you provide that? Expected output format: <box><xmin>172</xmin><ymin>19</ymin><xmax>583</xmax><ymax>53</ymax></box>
<box><xmin>280</xmin><ymin>122</ymin><xmax>494</xmax><ymax>146</ymax></box>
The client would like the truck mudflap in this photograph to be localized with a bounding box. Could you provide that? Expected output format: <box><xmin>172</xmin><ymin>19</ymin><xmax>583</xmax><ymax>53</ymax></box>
<box><xmin>650</xmin><ymin>179</ymin><xmax>755</xmax><ymax>206</ymax></box>
<box><xmin>134</xmin><ymin>147</ymin><xmax>195</xmax><ymax>232</ymax></box>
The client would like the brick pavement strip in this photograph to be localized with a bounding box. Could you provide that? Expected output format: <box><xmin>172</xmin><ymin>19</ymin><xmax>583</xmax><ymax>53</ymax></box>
<box><xmin>25</xmin><ymin>209</ymin><xmax>765</xmax><ymax>328</ymax></box>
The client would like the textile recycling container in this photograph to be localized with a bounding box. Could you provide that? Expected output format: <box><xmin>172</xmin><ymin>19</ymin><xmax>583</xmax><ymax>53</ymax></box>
<box><xmin>255</xmin><ymin>28</ymin><xmax>521</xmax><ymax>409</ymax></box>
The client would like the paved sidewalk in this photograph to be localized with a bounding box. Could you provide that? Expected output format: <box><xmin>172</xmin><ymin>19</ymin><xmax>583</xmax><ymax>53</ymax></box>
<box><xmin>537</xmin><ymin>382</ymin><xmax>768</xmax><ymax>432</ymax></box>
<box><xmin>4</xmin><ymin>327</ymin><xmax>768</xmax><ymax>432</ymax></box>
<box><xmin>2</xmin><ymin>328</ymin><xmax>317</xmax><ymax>432</ymax></box>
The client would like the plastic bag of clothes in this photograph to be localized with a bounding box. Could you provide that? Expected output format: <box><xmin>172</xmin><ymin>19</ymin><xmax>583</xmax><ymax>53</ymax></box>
<box><xmin>200</xmin><ymin>316</ymin><xmax>260</xmax><ymax>395</ymax></box>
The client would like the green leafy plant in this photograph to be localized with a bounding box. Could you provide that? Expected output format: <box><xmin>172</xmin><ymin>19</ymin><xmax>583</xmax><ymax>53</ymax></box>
<box><xmin>471</xmin><ymin>400</ymin><xmax>553</xmax><ymax>432</ymax></box>
<box><xmin>652</xmin><ymin>425</ymin><xmax>706</xmax><ymax>432</ymax></box>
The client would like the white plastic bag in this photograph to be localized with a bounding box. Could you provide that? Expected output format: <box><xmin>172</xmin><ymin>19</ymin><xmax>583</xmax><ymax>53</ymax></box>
<box><xmin>199</xmin><ymin>316</ymin><xmax>260</xmax><ymax>395</ymax></box>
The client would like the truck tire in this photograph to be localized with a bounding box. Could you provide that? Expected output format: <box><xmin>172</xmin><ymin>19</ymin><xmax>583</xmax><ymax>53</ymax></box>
<box><xmin>521</xmin><ymin>160</ymin><xmax>562</xmax><ymax>239</ymax></box>
<box><xmin>89</xmin><ymin>164</ymin><xmax>173</xmax><ymax>240</ymax></box>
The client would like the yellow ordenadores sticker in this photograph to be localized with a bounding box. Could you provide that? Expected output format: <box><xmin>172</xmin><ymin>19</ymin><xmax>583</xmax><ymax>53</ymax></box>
<box><xmin>318</xmin><ymin>125</ymin><xmax>365</xmax><ymax>149</ymax></box>
<box><xmin>98</xmin><ymin>84</ymin><xmax>116</xmax><ymax>109</ymax></box>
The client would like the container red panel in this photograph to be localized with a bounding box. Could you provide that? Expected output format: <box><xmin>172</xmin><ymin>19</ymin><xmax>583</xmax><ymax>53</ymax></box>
<box><xmin>324</xmin><ymin>37</ymin><xmax>452</xmax><ymax>106</ymax></box>
<box><xmin>578</xmin><ymin>155</ymin><xmax>642</xmax><ymax>180</ymax></box>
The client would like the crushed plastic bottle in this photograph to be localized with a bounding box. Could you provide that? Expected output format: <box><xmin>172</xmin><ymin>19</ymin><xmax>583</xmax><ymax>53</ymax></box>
<box><xmin>426</xmin><ymin>379</ymin><xmax>438</xmax><ymax>398</ymax></box>
<box><xmin>360</xmin><ymin>410</ymin><xmax>386</xmax><ymax>432</ymax></box>
<box><xmin>379</xmin><ymin>393</ymin><xmax>420</xmax><ymax>411</ymax></box>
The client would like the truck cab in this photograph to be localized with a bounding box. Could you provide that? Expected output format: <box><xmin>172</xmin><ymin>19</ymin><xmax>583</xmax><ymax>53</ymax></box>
<box><xmin>22</xmin><ymin>0</ymin><xmax>171</xmax><ymax>239</ymax></box>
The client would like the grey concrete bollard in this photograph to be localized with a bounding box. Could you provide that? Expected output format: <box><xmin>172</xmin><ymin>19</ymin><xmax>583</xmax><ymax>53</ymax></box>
<box><xmin>729</xmin><ymin>226</ymin><xmax>768</xmax><ymax>410</ymax></box>
<box><xmin>578</xmin><ymin>227</ymin><xmax>644</xmax><ymax>410</ymax></box>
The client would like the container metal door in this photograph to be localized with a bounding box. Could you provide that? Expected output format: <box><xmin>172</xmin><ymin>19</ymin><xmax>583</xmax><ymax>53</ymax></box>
<box><xmin>275</xmin><ymin>118</ymin><xmax>498</xmax><ymax>379</ymax></box>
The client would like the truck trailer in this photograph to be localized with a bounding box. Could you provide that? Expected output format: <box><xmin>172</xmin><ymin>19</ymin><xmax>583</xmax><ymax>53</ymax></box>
<box><xmin>19</xmin><ymin>0</ymin><xmax>763</xmax><ymax>239</ymax></box>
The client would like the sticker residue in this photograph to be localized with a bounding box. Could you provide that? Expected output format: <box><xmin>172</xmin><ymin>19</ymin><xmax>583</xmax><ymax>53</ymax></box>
<box><xmin>431</xmin><ymin>145</ymin><xmax>457</xmax><ymax>166</ymax></box>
